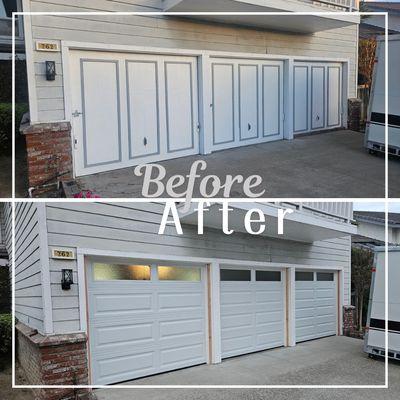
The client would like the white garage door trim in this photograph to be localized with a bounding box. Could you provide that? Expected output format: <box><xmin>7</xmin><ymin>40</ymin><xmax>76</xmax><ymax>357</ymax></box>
<box><xmin>86</xmin><ymin>261</ymin><xmax>208</xmax><ymax>385</ymax></box>
<box><xmin>295</xmin><ymin>270</ymin><xmax>338</xmax><ymax>343</ymax></box>
<box><xmin>70</xmin><ymin>50</ymin><xmax>200</xmax><ymax>177</ymax></box>
<box><xmin>210</xmin><ymin>58</ymin><xmax>284</xmax><ymax>152</ymax></box>
<box><xmin>220</xmin><ymin>267</ymin><xmax>286</xmax><ymax>359</ymax></box>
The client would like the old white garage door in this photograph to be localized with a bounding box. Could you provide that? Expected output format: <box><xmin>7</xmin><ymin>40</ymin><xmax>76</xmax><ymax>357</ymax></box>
<box><xmin>210</xmin><ymin>58</ymin><xmax>284</xmax><ymax>152</ymax></box>
<box><xmin>70</xmin><ymin>51</ymin><xmax>199</xmax><ymax>177</ymax></box>
<box><xmin>87</xmin><ymin>262</ymin><xmax>207</xmax><ymax>385</ymax></box>
<box><xmin>293</xmin><ymin>62</ymin><xmax>343</xmax><ymax>134</ymax></box>
<box><xmin>220</xmin><ymin>268</ymin><xmax>285</xmax><ymax>358</ymax></box>
<box><xmin>295</xmin><ymin>271</ymin><xmax>337</xmax><ymax>343</ymax></box>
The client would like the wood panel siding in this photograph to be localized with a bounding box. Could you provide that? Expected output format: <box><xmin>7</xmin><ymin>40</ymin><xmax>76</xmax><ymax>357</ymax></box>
<box><xmin>45</xmin><ymin>202</ymin><xmax>352</xmax><ymax>334</ymax></box>
<box><xmin>12</xmin><ymin>203</ymin><xmax>44</xmax><ymax>333</ymax></box>
<box><xmin>26</xmin><ymin>0</ymin><xmax>358</xmax><ymax>122</ymax></box>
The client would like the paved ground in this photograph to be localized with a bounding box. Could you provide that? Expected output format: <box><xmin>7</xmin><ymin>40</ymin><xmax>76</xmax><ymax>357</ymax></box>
<box><xmin>0</xmin><ymin>363</ymin><xmax>34</xmax><ymax>400</ymax></box>
<box><xmin>95</xmin><ymin>336</ymin><xmax>399</xmax><ymax>400</ymax></box>
<box><xmin>77</xmin><ymin>130</ymin><xmax>400</xmax><ymax>198</ymax></box>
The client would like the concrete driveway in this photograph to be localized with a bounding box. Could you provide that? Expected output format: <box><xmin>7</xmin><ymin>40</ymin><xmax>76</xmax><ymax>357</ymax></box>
<box><xmin>76</xmin><ymin>130</ymin><xmax>400</xmax><ymax>198</ymax></box>
<box><xmin>95</xmin><ymin>336</ymin><xmax>399</xmax><ymax>400</ymax></box>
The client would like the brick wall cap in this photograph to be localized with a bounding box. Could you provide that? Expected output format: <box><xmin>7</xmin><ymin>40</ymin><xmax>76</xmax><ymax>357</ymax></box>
<box><xmin>16</xmin><ymin>322</ymin><xmax>87</xmax><ymax>347</ymax></box>
<box><xmin>343</xmin><ymin>305</ymin><xmax>356</xmax><ymax>310</ymax></box>
<box><xmin>348</xmin><ymin>98</ymin><xmax>362</xmax><ymax>104</ymax></box>
<box><xmin>20</xmin><ymin>121</ymin><xmax>71</xmax><ymax>135</ymax></box>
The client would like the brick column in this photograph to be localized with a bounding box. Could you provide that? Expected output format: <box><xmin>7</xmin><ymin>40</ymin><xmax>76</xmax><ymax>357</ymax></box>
<box><xmin>343</xmin><ymin>305</ymin><xmax>356</xmax><ymax>337</ymax></box>
<box><xmin>347</xmin><ymin>98</ymin><xmax>362</xmax><ymax>132</ymax></box>
<box><xmin>21</xmin><ymin>122</ymin><xmax>73</xmax><ymax>191</ymax></box>
<box><xmin>16</xmin><ymin>323</ymin><xmax>92</xmax><ymax>400</ymax></box>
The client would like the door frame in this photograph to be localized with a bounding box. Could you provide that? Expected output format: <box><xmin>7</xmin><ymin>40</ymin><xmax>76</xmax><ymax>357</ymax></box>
<box><xmin>75</xmin><ymin>247</ymin><xmax>345</xmax><ymax>385</ymax></box>
<box><xmin>62</xmin><ymin>41</ymin><xmax>350</xmax><ymax>178</ymax></box>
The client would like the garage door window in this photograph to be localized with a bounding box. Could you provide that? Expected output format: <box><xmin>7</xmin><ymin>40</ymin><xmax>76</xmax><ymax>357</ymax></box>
<box><xmin>158</xmin><ymin>266</ymin><xmax>201</xmax><ymax>281</ymax></box>
<box><xmin>317</xmin><ymin>272</ymin><xmax>334</xmax><ymax>281</ymax></box>
<box><xmin>220</xmin><ymin>269</ymin><xmax>251</xmax><ymax>281</ymax></box>
<box><xmin>295</xmin><ymin>271</ymin><xmax>314</xmax><ymax>281</ymax></box>
<box><xmin>256</xmin><ymin>270</ymin><xmax>281</xmax><ymax>281</ymax></box>
<box><xmin>93</xmin><ymin>263</ymin><xmax>151</xmax><ymax>281</ymax></box>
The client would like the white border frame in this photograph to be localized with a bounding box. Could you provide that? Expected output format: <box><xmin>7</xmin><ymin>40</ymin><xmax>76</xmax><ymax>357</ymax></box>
<box><xmin>8</xmin><ymin>7</ymin><xmax>389</xmax><ymax>392</ymax></box>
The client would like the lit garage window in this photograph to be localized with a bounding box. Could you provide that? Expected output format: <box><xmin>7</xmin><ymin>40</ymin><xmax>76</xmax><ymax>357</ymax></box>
<box><xmin>317</xmin><ymin>272</ymin><xmax>334</xmax><ymax>281</ymax></box>
<box><xmin>220</xmin><ymin>269</ymin><xmax>251</xmax><ymax>281</ymax></box>
<box><xmin>256</xmin><ymin>270</ymin><xmax>281</xmax><ymax>281</ymax></box>
<box><xmin>158</xmin><ymin>266</ymin><xmax>201</xmax><ymax>281</ymax></box>
<box><xmin>93</xmin><ymin>263</ymin><xmax>151</xmax><ymax>281</ymax></box>
<box><xmin>295</xmin><ymin>271</ymin><xmax>314</xmax><ymax>281</ymax></box>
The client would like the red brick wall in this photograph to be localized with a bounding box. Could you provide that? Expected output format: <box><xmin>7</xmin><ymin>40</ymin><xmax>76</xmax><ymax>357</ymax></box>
<box><xmin>21</xmin><ymin>122</ymin><xmax>73</xmax><ymax>190</ymax></box>
<box><xmin>17</xmin><ymin>323</ymin><xmax>92</xmax><ymax>400</ymax></box>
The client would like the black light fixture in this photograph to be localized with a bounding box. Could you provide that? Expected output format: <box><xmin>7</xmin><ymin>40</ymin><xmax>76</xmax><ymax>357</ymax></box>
<box><xmin>61</xmin><ymin>269</ymin><xmax>73</xmax><ymax>290</ymax></box>
<box><xmin>46</xmin><ymin>61</ymin><xmax>56</xmax><ymax>81</ymax></box>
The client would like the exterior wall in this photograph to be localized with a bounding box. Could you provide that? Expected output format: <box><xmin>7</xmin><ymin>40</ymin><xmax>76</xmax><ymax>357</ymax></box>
<box><xmin>13</xmin><ymin>203</ymin><xmax>45</xmax><ymax>332</ymax></box>
<box><xmin>357</xmin><ymin>221</ymin><xmax>400</xmax><ymax>245</ymax></box>
<box><xmin>24</xmin><ymin>0</ymin><xmax>358</xmax><ymax>122</ymax></box>
<box><xmin>44</xmin><ymin>202</ymin><xmax>352</xmax><ymax>334</ymax></box>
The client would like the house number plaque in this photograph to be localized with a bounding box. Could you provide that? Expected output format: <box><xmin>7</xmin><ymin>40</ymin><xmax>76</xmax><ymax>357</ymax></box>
<box><xmin>51</xmin><ymin>249</ymin><xmax>76</xmax><ymax>260</ymax></box>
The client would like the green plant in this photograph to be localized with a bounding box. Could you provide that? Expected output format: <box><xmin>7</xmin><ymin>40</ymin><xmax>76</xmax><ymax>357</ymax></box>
<box><xmin>0</xmin><ymin>102</ymin><xmax>29</xmax><ymax>154</ymax></box>
<box><xmin>0</xmin><ymin>314</ymin><xmax>12</xmax><ymax>355</ymax></box>
<box><xmin>352</xmin><ymin>247</ymin><xmax>374</xmax><ymax>330</ymax></box>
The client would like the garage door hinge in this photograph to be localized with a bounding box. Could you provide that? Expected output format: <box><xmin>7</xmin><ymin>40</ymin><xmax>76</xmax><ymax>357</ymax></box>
<box><xmin>197</xmin><ymin>123</ymin><xmax>201</xmax><ymax>133</ymax></box>
<box><xmin>73</xmin><ymin>137</ymin><xmax>78</xmax><ymax>150</ymax></box>
<box><xmin>282</xmin><ymin>113</ymin><xmax>285</xmax><ymax>121</ymax></box>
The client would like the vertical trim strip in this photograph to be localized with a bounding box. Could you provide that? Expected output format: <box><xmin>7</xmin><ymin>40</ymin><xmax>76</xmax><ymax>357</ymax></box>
<box><xmin>36</xmin><ymin>203</ymin><xmax>53</xmax><ymax>335</ymax></box>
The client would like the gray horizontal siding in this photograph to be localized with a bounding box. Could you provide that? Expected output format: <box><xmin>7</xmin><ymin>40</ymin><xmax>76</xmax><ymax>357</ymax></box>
<box><xmin>14</xmin><ymin>203</ymin><xmax>44</xmax><ymax>333</ymax></box>
<box><xmin>27</xmin><ymin>0</ymin><xmax>358</xmax><ymax>122</ymax></box>
<box><xmin>45</xmin><ymin>202</ymin><xmax>351</xmax><ymax>334</ymax></box>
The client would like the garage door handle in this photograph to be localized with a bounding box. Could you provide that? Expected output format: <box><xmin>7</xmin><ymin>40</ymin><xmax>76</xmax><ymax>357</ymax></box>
<box><xmin>143</xmin><ymin>137</ymin><xmax>148</xmax><ymax>146</ymax></box>
<box><xmin>316</xmin><ymin>115</ymin><xmax>320</xmax><ymax>121</ymax></box>
<box><xmin>248</xmin><ymin>123</ymin><xmax>251</xmax><ymax>131</ymax></box>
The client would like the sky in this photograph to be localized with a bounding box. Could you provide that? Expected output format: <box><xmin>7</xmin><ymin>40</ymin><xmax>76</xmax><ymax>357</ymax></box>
<box><xmin>353</xmin><ymin>202</ymin><xmax>400</xmax><ymax>212</ymax></box>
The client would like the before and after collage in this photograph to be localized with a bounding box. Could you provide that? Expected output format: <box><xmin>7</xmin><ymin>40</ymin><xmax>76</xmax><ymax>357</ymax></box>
<box><xmin>0</xmin><ymin>1</ymin><xmax>399</xmax><ymax>400</ymax></box>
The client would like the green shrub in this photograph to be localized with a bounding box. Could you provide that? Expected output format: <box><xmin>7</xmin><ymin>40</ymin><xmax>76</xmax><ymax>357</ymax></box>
<box><xmin>0</xmin><ymin>314</ymin><xmax>12</xmax><ymax>355</ymax></box>
<box><xmin>0</xmin><ymin>102</ymin><xmax>29</xmax><ymax>154</ymax></box>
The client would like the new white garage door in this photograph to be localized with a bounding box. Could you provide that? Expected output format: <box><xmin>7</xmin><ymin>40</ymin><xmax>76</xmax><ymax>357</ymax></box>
<box><xmin>70</xmin><ymin>51</ymin><xmax>199</xmax><ymax>176</ymax></box>
<box><xmin>295</xmin><ymin>271</ymin><xmax>337</xmax><ymax>343</ymax></box>
<box><xmin>87</xmin><ymin>262</ymin><xmax>207</xmax><ymax>385</ymax></box>
<box><xmin>211</xmin><ymin>58</ymin><xmax>284</xmax><ymax>152</ymax></box>
<box><xmin>220</xmin><ymin>268</ymin><xmax>285</xmax><ymax>358</ymax></box>
<box><xmin>293</xmin><ymin>62</ymin><xmax>342</xmax><ymax>134</ymax></box>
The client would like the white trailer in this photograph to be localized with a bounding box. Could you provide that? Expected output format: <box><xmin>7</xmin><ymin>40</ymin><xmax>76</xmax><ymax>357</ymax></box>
<box><xmin>364</xmin><ymin>247</ymin><xmax>400</xmax><ymax>360</ymax></box>
<box><xmin>365</xmin><ymin>35</ymin><xmax>400</xmax><ymax>156</ymax></box>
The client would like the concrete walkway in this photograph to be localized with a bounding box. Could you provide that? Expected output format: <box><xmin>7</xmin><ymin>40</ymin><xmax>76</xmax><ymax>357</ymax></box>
<box><xmin>77</xmin><ymin>130</ymin><xmax>400</xmax><ymax>198</ymax></box>
<box><xmin>94</xmin><ymin>336</ymin><xmax>399</xmax><ymax>400</ymax></box>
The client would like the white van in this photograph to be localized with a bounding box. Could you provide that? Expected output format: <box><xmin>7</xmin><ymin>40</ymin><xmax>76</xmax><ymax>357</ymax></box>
<box><xmin>364</xmin><ymin>247</ymin><xmax>400</xmax><ymax>360</ymax></box>
<box><xmin>365</xmin><ymin>35</ymin><xmax>400</xmax><ymax>156</ymax></box>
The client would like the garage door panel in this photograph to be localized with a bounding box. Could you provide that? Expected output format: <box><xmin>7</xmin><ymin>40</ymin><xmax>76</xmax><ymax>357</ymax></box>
<box><xmin>159</xmin><ymin>318</ymin><xmax>204</xmax><ymax>338</ymax></box>
<box><xmin>92</xmin><ymin>293</ymin><xmax>153</xmax><ymax>314</ymax></box>
<box><xmin>81</xmin><ymin>60</ymin><xmax>121</xmax><ymax>168</ymax></box>
<box><xmin>88</xmin><ymin>264</ymin><xmax>206</xmax><ymax>385</ymax></box>
<box><xmin>294</xmin><ymin>65</ymin><xmax>309</xmax><ymax>133</ymax></box>
<box><xmin>262</xmin><ymin>65</ymin><xmax>281</xmax><ymax>136</ymax></box>
<box><xmin>311</xmin><ymin>66</ymin><xmax>325</xmax><ymax>130</ymax></box>
<box><xmin>127</xmin><ymin>60</ymin><xmax>160</xmax><ymax>159</ymax></box>
<box><xmin>160</xmin><ymin>343</ymin><xmax>205</xmax><ymax>369</ymax></box>
<box><xmin>212</xmin><ymin>63</ymin><xmax>235</xmax><ymax>145</ymax></box>
<box><xmin>97</xmin><ymin>351</ymin><xmax>155</xmax><ymax>383</ymax></box>
<box><xmin>220</xmin><ymin>269</ymin><xmax>285</xmax><ymax>359</ymax></box>
<box><xmin>165</xmin><ymin>62</ymin><xmax>195</xmax><ymax>153</ymax></box>
<box><xmin>327</xmin><ymin>66</ymin><xmax>341</xmax><ymax>127</ymax></box>
<box><xmin>239</xmin><ymin>64</ymin><xmax>259</xmax><ymax>140</ymax></box>
<box><xmin>95</xmin><ymin>322</ymin><xmax>154</xmax><ymax>347</ymax></box>
<box><xmin>295</xmin><ymin>270</ymin><xmax>337</xmax><ymax>342</ymax></box>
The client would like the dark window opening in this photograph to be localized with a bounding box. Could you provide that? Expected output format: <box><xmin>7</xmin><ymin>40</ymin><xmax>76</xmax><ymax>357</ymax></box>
<box><xmin>220</xmin><ymin>269</ymin><xmax>251</xmax><ymax>282</ymax></box>
<box><xmin>256</xmin><ymin>270</ymin><xmax>281</xmax><ymax>282</ymax></box>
